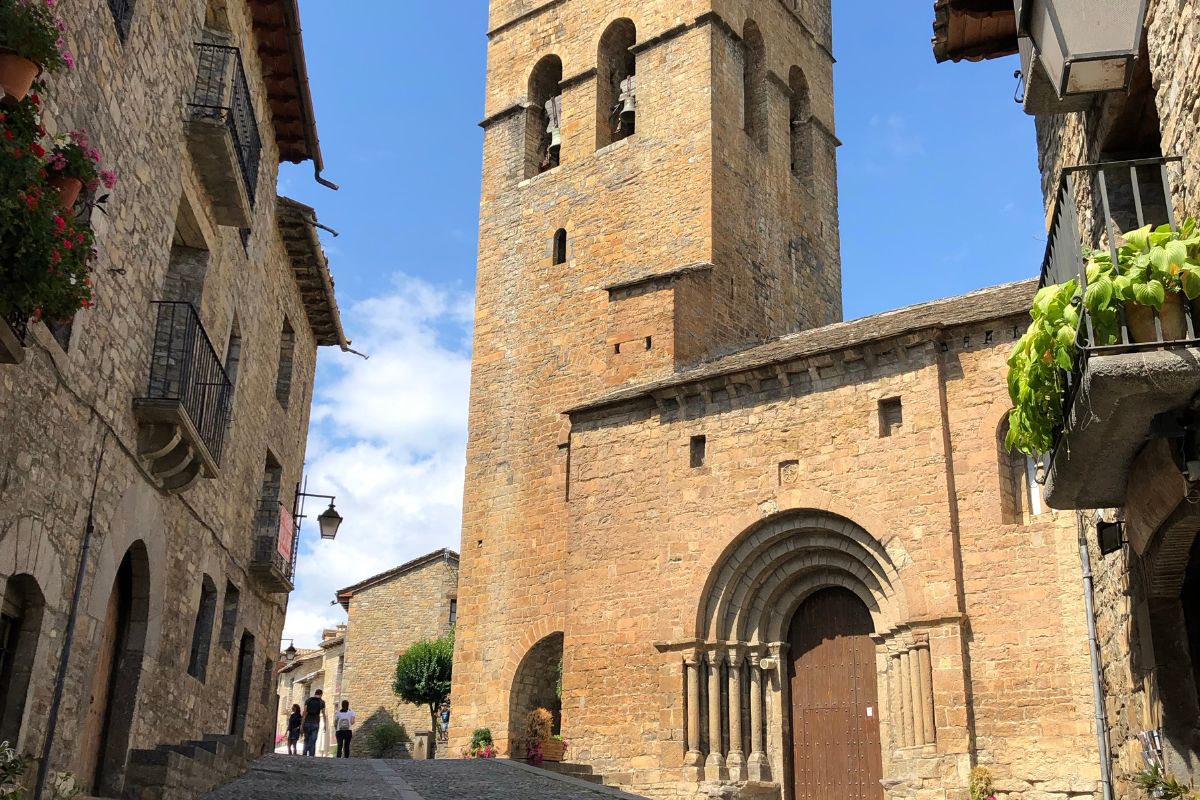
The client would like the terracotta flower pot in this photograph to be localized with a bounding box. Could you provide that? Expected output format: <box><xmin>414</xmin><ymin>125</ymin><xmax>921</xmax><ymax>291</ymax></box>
<box><xmin>1123</xmin><ymin>293</ymin><xmax>1189</xmax><ymax>344</ymax></box>
<box><xmin>0</xmin><ymin>51</ymin><xmax>40</xmax><ymax>101</ymax></box>
<box><xmin>48</xmin><ymin>175</ymin><xmax>83</xmax><ymax>210</ymax></box>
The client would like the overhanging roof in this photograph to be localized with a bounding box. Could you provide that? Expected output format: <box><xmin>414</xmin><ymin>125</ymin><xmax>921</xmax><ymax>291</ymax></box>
<box><xmin>248</xmin><ymin>0</ymin><xmax>330</xmax><ymax>182</ymax></box>
<box><xmin>276</xmin><ymin>197</ymin><xmax>348</xmax><ymax>349</ymax></box>
<box><xmin>932</xmin><ymin>0</ymin><xmax>1019</xmax><ymax>63</ymax></box>
<box><xmin>336</xmin><ymin>548</ymin><xmax>460</xmax><ymax>611</ymax></box>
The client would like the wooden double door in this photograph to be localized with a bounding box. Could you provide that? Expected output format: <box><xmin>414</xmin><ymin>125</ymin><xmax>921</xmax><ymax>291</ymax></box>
<box><xmin>788</xmin><ymin>587</ymin><xmax>883</xmax><ymax>800</ymax></box>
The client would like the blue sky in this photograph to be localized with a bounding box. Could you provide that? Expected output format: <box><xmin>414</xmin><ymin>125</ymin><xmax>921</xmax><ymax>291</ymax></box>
<box><xmin>279</xmin><ymin>3</ymin><xmax>1045</xmax><ymax>646</ymax></box>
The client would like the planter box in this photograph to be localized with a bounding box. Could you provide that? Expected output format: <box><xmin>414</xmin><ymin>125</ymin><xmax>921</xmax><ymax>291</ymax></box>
<box><xmin>539</xmin><ymin>739</ymin><xmax>566</xmax><ymax>763</ymax></box>
<box><xmin>0</xmin><ymin>316</ymin><xmax>26</xmax><ymax>365</ymax></box>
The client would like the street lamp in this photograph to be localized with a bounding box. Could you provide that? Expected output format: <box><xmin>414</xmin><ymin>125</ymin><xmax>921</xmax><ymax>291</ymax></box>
<box><xmin>293</xmin><ymin>489</ymin><xmax>343</xmax><ymax>541</ymax></box>
<box><xmin>1016</xmin><ymin>0</ymin><xmax>1147</xmax><ymax>99</ymax></box>
<box><xmin>283</xmin><ymin>640</ymin><xmax>297</xmax><ymax>663</ymax></box>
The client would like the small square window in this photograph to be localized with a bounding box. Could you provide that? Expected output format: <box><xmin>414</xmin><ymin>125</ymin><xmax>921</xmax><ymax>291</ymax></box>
<box><xmin>690</xmin><ymin>435</ymin><xmax>707</xmax><ymax>468</ymax></box>
<box><xmin>878</xmin><ymin>398</ymin><xmax>903</xmax><ymax>437</ymax></box>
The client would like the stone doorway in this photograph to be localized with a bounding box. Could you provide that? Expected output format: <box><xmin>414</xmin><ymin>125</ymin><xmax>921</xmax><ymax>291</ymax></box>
<box><xmin>508</xmin><ymin>632</ymin><xmax>563</xmax><ymax>757</ymax></box>
<box><xmin>78</xmin><ymin>543</ymin><xmax>149</xmax><ymax>797</ymax></box>
<box><xmin>787</xmin><ymin>587</ymin><xmax>883</xmax><ymax>800</ymax></box>
<box><xmin>229</xmin><ymin>630</ymin><xmax>256</xmax><ymax>736</ymax></box>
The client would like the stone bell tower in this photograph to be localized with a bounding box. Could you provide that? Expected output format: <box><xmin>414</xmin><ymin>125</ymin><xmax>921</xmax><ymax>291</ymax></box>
<box><xmin>450</xmin><ymin>0</ymin><xmax>842</xmax><ymax>758</ymax></box>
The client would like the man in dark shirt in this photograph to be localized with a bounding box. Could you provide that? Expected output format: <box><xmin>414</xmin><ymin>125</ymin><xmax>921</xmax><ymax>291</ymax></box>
<box><xmin>302</xmin><ymin>689</ymin><xmax>326</xmax><ymax>756</ymax></box>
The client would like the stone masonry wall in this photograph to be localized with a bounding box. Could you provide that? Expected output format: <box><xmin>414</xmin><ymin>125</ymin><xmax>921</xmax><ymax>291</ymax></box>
<box><xmin>0</xmin><ymin>0</ymin><xmax>328</xmax><ymax>793</ymax></box>
<box><xmin>343</xmin><ymin>559</ymin><xmax>459</xmax><ymax>750</ymax></box>
<box><xmin>452</xmin><ymin>1</ymin><xmax>845</xmax><ymax>772</ymax></box>
<box><xmin>1031</xmin><ymin>0</ymin><xmax>1200</xmax><ymax>794</ymax></box>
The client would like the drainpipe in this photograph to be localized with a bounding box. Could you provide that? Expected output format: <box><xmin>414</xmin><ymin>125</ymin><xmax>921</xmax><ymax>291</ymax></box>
<box><xmin>1077</xmin><ymin>511</ymin><xmax>1115</xmax><ymax>800</ymax></box>
<box><xmin>33</xmin><ymin>428</ymin><xmax>110</xmax><ymax>800</ymax></box>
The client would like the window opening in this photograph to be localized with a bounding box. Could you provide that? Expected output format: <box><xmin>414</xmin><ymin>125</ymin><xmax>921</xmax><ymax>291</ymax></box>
<box><xmin>597</xmin><ymin>20</ymin><xmax>637</xmax><ymax>149</ymax></box>
<box><xmin>743</xmin><ymin>21</ymin><xmax>767</xmax><ymax>150</ymax></box>
<box><xmin>0</xmin><ymin>576</ymin><xmax>44</xmax><ymax>744</ymax></box>
<box><xmin>218</xmin><ymin>581</ymin><xmax>240</xmax><ymax>651</ymax></box>
<box><xmin>878</xmin><ymin>398</ymin><xmax>903</xmax><ymax>437</ymax></box>
<box><xmin>553</xmin><ymin>229</ymin><xmax>567</xmax><ymax>265</ymax></box>
<box><xmin>449</xmin><ymin>599</ymin><xmax>458</xmax><ymax>625</ymax></box>
<box><xmin>275</xmin><ymin>318</ymin><xmax>295</xmax><ymax>409</ymax></box>
<box><xmin>789</xmin><ymin>66</ymin><xmax>813</xmax><ymax>182</ymax></box>
<box><xmin>107</xmin><ymin>0</ymin><xmax>135</xmax><ymax>41</ymax></box>
<box><xmin>690</xmin><ymin>435</ymin><xmax>707</xmax><ymax>468</ymax></box>
<box><xmin>225</xmin><ymin>315</ymin><xmax>243</xmax><ymax>387</ymax></box>
<box><xmin>187</xmin><ymin>576</ymin><xmax>218</xmax><ymax>681</ymax></box>
<box><xmin>527</xmin><ymin>56</ymin><xmax>564</xmax><ymax>177</ymax></box>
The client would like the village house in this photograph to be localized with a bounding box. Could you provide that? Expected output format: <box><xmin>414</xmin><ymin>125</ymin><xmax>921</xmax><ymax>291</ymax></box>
<box><xmin>0</xmin><ymin>0</ymin><xmax>345</xmax><ymax>797</ymax></box>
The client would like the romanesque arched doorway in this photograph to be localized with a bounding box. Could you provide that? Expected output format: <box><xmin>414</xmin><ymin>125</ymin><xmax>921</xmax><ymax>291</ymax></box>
<box><xmin>788</xmin><ymin>587</ymin><xmax>883</xmax><ymax>800</ymax></box>
<box><xmin>79</xmin><ymin>542</ymin><xmax>149</xmax><ymax>797</ymax></box>
<box><xmin>508</xmin><ymin>632</ymin><xmax>563</xmax><ymax>757</ymax></box>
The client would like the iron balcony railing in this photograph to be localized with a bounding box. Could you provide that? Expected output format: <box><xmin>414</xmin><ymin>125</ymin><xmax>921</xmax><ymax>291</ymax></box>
<box><xmin>1041</xmin><ymin>156</ymin><xmax>1190</xmax><ymax>351</ymax></box>
<box><xmin>252</xmin><ymin>497</ymin><xmax>300</xmax><ymax>582</ymax></box>
<box><xmin>188</xmin><ymin>42</ymin><xmax>262</xmax><ymax>205</ymax></box>
<box><xmin>1039</xmin><ymin>156</ymin><xmax>1193</xmax><ymax>464</ymax></box>
<box><xmin>3</xmin><ymin>311</ymin><xmax>28</xmax><ymax>346</ymax></box>
<box><xmin>141</xmin><ymin>301</ymin><xmax>233</xmax><ymax>465</ymax></box>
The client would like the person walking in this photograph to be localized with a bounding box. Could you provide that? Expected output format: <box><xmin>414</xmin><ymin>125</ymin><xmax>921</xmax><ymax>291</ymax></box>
<box><xmin>438</xmin><ymin>703</ymin><xmax>450</xmax><ymax>743</ymax></box>
<box><xmin>302</xmin><ymin>689</ymin><xmax>326</xmax><ymax>757</ymax></box>
<box><xmin>334</xmin><ymin>700</ymin><xmax>356</xmax><ymax>758</ymax></box>
<box><xmin>286</xmin><ymin>704</ymin><xmax>303</xmax><ymax>755</ymax></box>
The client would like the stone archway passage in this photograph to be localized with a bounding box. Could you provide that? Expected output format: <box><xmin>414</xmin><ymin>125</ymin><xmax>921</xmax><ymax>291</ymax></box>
<box><xmin>508</xmin><ymin>632</ymin><xmax>564</xmax><ymax>757</ymax></box>
<box><xmin>788</xmin><ymin>587</ymin><xmax>883</xmax><ymax>800</ymax></box>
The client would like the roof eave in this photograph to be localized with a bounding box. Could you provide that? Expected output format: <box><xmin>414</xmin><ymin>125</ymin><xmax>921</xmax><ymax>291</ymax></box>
<box><xmin>276</xmin><ymin>196</ymin><xmax>349</xmax><ymax>350</ymax></box>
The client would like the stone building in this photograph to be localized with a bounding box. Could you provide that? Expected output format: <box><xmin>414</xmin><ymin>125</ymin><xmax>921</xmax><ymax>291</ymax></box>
<box><xmin>275</xmin><ymin>627</ymin><xmax>346</xmax><ymax>756</ymax></box>
<box><xmin>449</xmin><ymin>2</ymin><xmax>1107</xmax><ymax>800</ymax></box>
<box><xmin>335</xmin><ymin>549</ymin><xmax>459</xmax><ymax>747</ymax></box>
<box><xmin>933</xmin><ymin>1</ymin><xmax>1200</xmax><ymax>798</ymax></box>
<box><xmin>0</xmin><ymin>0</ymin><xmax>345</xmax><ymax>797</ymax></box>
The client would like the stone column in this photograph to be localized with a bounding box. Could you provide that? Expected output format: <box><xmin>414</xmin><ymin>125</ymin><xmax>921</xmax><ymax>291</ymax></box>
<box><xmin>726</xmin><ymin>646</ymin><xmax>746</xmax><ymax>781</ymax></box>
<box><xmin>705</xmin><ymin>648</ymin><xmax>727</xmax><ymax>781</ymax></box>
<box><xmin>917</xmin><ymin>640</ymin><xmax>936</xmax><ymax>744</ymax></box>
<box><xmin>907</xmin><ymin>643</ymin><xmax>925</xmax><ymax>746</ymax></box>
<box><xmin>888</xmin><ymin>649</ymin><xmax>905</xmax><ymax>749</ymax></box>
<box><xmin>898</xmin><ymin>648</ymin><xmax>915</xmax><ymax>747</ymax></box>
<box><xmin>684</xmin><ymin>653</ymin><xmax>703</xmax><ymax>780</ymax></box>
<box><xmin>747</xmin><ymin>650</ymin><xmax>769</xmax><ymax>781</ymax></box>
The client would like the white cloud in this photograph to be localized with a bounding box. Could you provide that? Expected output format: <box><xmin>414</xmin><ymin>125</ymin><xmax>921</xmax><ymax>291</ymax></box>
<box><xmin>282</xmin><ymin>273</ymin><xmax>474</xmax><ymax>648</ymax></box>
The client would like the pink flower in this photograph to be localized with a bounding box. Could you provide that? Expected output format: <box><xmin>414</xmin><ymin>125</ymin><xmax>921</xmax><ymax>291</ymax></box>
<box><xmin>62</xmin><ymin>50</ymin><xmax>74</xmax><ymax>69</ymax></box>
<box><xmin>69</xmin><ymin>130</ymin><xmax>88</xmax><ymax>147</ymax></box>
<box><xmin>100</xmin><ymin>170</ymin><xmax>117</xmax><ymax>189</ymax></box>
<box><xmin>87</xmin><ymin>147</ymin><xmax>101</xmax><ymax>162</ymax></box>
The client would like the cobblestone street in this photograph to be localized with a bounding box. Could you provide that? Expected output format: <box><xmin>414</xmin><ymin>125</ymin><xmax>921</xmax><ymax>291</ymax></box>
<box><xmin>203</xmin><ymin>756</ymin><xmax>648</xmax><ymax>800</ymax></box>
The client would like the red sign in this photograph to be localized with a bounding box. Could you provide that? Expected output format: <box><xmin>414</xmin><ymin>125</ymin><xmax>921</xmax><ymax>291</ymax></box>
<box><xmin>278</xmin><ymin>505</ymin><xmax>295</xmax><ymax>561</ymax></box>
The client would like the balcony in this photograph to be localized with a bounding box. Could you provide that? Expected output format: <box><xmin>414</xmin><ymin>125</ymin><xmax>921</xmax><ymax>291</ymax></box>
<box><xmin>185</xmin><ymin>41</ymin><xmax>262</xmax><ymax>228</ymax></box>
<box><xmin>1040</xmin><ymin>157</ymin><xmax>1200</xmax><ymax>509</ymax></box>
<box><xmin>133</xmin><ymin>302</ymin><xmax>232</xmax><ymax>493</ymax></box>
<box><xmin>249</xmin><ymin>498</ymin><xmax>297</xmax><ymax>593</ymax></box>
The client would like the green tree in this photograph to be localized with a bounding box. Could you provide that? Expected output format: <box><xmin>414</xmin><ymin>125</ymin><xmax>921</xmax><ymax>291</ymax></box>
<box><xmin>392</xmin><ymin>630</ymin><xmax>454</xmax><ymax>731</ymax></box>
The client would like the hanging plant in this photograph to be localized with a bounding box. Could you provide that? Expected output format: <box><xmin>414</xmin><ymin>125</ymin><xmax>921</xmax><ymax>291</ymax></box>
<box><xmin>46</xmin><ymin>130</ymin><xmax>116</xmax><ymax>209</ymax></box>
<box><xmin>1006</xmin><ymin>219</ymin><xmax>1200</xmax><ymax>458</ymax></box>
<box><xmin>0</xmin><ymin>0</ymin><xmax>74</xmax><ymax>100</ymax></box>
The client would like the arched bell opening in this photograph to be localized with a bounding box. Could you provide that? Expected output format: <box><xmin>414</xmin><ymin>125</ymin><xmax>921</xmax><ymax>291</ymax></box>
<box><xmin>526</xmin><ymin>55</ymin><xmax>563</xmax><ymax>177</ymax></box>
<box><xmin>597</xmin><ymin>19</ymin><xmax>637</xmax><ymax>149</ymax></box>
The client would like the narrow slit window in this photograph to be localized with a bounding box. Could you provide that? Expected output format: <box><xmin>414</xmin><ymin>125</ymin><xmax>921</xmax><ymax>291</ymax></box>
<box><xmin>275</xmin><ymin>319</ymin><xmax>295</xmax><ymax>409</ymax></box>
<box><xmin>449</xmin><ymin>599</ymin><xmax>458</xmax><ymax>625</ymax></box>
<box><xmin>690</xmin><ymin>435</ymin><xmax>707</xmax><ymax>468</ymax></box>
<box><xmin>187</xmin><ymin>576</ymin><xmax>218</xmax><ymax>682</ymax></box>
<box><xmin>218</xmin><ymin>581</ymin><xmax>240</xmax><ymax>651</ymax></box>
<box><xmin>553</xmin><ymin>229</ymin><xmax>567</xmax><ymax>265</ymax></box>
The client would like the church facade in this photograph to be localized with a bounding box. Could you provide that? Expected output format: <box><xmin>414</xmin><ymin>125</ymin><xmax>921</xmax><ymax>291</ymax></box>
<box><xmin>449</xmin><ymin>2</ymin><xmax>1103</xmax><ymax>799</ymax></box>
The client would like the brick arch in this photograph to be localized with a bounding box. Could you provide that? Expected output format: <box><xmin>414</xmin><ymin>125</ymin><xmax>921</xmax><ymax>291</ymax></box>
<box><xmin>697</xmin><ymin>508</ymin><xmax>910</xmax><ymax>643</ymax></box>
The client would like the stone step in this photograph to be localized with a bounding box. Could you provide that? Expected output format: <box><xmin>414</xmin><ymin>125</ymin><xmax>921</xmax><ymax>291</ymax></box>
<box><xmin>535</xmin><ymin>761</ymin><xmax>603</xmax><ymax>784</ymax></box>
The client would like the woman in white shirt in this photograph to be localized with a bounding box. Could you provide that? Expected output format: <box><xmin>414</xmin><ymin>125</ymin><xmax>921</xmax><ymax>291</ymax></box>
<box><xmin>334</xmin><ymin>701</ymin><xmax>356</xmax><ymax>758</ymax></box>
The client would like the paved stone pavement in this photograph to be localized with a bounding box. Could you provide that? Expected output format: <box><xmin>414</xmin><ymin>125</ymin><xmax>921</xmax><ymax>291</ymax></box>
<box><xmin>203</xmin><ymin>755</ymin><xmax>649</xmax><ymax>800</ymax></box>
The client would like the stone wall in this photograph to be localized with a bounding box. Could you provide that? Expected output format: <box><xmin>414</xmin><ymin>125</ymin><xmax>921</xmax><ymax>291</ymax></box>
<box><xmin>547</xmin><ymin>305</ymin><xmax>1099</xmax><ymax>800</ymax></box>
<box><xmin>342</xmin><ymin>558</ymin><xmax>458</xmax><ymax>751</ymax></box>
<box><xmin>0</xmin><ymin>0</ymin><xmax>332</xmax><ymax>794</ymax></box>
<box><xmin>1030</xmin><ymin>0</ymin><xmax>1200</xmax><ymax>793</ymax></box>
<box><xmin>453</xmin><ymin>2</ymin><xmax>845</xmax><ymax>779</ymax></box>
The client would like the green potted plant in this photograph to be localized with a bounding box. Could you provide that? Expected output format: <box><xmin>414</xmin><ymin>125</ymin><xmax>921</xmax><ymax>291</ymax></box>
<box><xmin>0</xmin><ymin>0</ymin><xmax>73</xmax><ymax>100</ymax></box>
<box><xmin>465</xmin><ymin>728</ymin><xmax>497</xmax><ymax>759</ymax></box>
<box><xmin>46</xmin><ymin>130</ymin><xmax>115</xmax><ymax>209</ymax></box>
